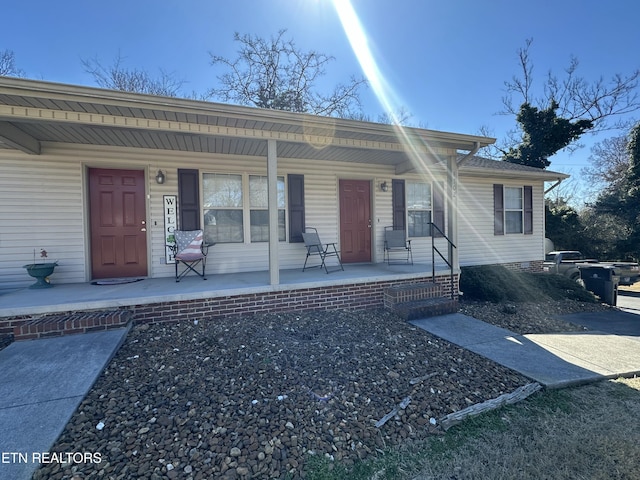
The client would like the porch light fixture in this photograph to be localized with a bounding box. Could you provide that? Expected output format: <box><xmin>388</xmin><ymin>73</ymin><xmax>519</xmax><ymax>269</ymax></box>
<box><xmin>380</xmin><ymin>181</ymin><xmax>388</xmax><ymax>192</ymax></box>
<box><xmin>155</xmin><ymin>169</ymin><xmax>166</xmax><ymax>184</ymax></box>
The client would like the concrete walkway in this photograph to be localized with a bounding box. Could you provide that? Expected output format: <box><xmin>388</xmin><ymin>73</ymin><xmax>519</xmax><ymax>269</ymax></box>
<box><xmin>411</xmin><ymin>310</ymin><xmax>640</xmax><ymax>388</ymax></box>
<box><xmin>0</xmin><ymin>327</ymin><xmax>129</xmax><ymax>480</ymax></box>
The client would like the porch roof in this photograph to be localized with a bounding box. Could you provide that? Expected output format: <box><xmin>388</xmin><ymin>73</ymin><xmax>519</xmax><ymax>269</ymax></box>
<box><xmin>0</xmin><ymin>77</ymin><xmax>492</xmax><ymax>173</ymax></box>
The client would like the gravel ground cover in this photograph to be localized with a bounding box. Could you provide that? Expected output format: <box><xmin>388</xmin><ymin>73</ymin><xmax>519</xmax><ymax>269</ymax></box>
<box><xmin>33</xmin><ymin>300</ymin><xmax>607</xmax><ymax>480</ymax></box>
<box><xmin>459</xmin><ymin>298</ymin><xmax>611</xmax><ymax>334</ymax></box>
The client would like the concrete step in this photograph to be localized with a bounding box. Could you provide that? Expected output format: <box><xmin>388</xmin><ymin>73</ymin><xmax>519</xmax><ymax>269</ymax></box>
<box><xmin>13</xmin><ymin>310</ymin><xmax>133</xmax><ymax>341</ymax></box>
<box><xmin>392</xmin><ymin>297</ymin><xmax>458</xmax><ymax>321</ymax></box>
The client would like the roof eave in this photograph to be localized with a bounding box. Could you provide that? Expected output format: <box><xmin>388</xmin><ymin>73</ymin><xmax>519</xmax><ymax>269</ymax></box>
<box><xmin>460</xmin><ymin>166</ymin><xmax>570</xmax><ymax>181</ymax></box>
<box><xmin>0</xmin><ymin>77</ymin><xmax>494</xmax><ymax>153</ymax></box>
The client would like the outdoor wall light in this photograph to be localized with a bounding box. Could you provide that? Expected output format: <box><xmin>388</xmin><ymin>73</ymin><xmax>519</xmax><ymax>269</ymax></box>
<box><xmin>155</xmin><ymin>169</ymin><xmax>166</xmax><ymax>184</ymax></box>
<box><xmin>380</xmin><ymin>181</ymin><xmax>388</xmax><ymax>192</ymax></box>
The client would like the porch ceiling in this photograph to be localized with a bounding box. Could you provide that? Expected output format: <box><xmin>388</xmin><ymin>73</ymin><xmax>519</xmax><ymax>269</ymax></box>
<box><xmin>0</xmin><ymin>78</ymin><xmax>493</xmax><ymax>171</ymax></box>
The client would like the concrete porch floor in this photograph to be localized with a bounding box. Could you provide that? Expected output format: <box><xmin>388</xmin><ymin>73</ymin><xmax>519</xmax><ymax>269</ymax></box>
<box><xmin>0</xmin><ymin>262</ymin><xmax>448</xmax><ymax>318</ymax></box>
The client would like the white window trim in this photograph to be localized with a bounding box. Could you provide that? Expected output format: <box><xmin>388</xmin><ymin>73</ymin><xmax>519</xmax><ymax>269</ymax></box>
<box><xmin>407</xmin><ymin>180</ymin><xmax>433</xmax><ymax>238</ymax></box>
<box><xmin>504</xmin><ymin>186</ymin><xmax>524</xmax><ymax>235</ymax></box>
<box><xmin>202</xmin><ymin>172</ymin><xmax>287</xmax><ymax>244</ymax></box>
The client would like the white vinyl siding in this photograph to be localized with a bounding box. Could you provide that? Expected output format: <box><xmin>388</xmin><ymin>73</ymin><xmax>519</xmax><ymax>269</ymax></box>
<box><xmin>0</xmin><ymin>140</ymin><xmax>548</xmax><ymax>293</ymax></box>
<box><xmin>0</xmin><ymin>145</ymin><xmax>111</xmax><ymax>291</ymax></box>
<box><xmin>457</xmin><ymin>176</ymin><xmax>545</xmax><ymax>267</ymax></box>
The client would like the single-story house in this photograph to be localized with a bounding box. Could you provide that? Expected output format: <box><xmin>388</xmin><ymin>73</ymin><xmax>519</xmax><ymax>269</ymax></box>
<box><xmin>0</xmin><ymin>77</ymin><xmax>567</xmax><ymax>331</ymax></box>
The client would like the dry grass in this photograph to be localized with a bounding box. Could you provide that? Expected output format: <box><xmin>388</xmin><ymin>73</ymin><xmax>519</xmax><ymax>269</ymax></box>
<box><xmin>414</xmin><ymin>377</ymin><xmax>640</xmax><ymax>480</ymax></box>
<box><xmin>307</xmin><ymin>377</ymin><xmax>640</xmax><ymax>480</ymax></box>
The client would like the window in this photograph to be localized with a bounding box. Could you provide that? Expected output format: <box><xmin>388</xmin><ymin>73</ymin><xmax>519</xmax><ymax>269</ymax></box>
<box><xmin>392</xmin><ymin>180</ymin><xmax>444</xmax><ymax>237</ymax></box>
<box><xmin>504</xmin><ymin>186</ymin><xmax>523</xmax><ymax>234</ymax></box>
<box><xmin>407</xmin><ymin>182</ymin><xmax>432</xmax><ymax>237</ymax></box>
<box><xmin>202</xmin><ymin>173</ymin><xmax>286</xmax><ymax>244</ymax></box>
<box><xmin>494</xmin><ymin>184</ymin><xmax>533</xmax><ymax>235</ymax></box>
<box><xmin>203</xmin><ymin>173</ymin><xmax>244</xmax><ymax>243</ymax></box>
<box><xmin>249</xmin><ymin>175</ymin><xmax>285</xmax><ymax>242</ymax></box>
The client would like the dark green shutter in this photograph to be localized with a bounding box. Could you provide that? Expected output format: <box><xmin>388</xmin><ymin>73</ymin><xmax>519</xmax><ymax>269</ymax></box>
<box><xmin>524</xmin><ymin>185</ymin><xmax>533</xmax><ymax>234</ymax></box>
<box><xmin>178</xmin><ymin>169</ymin><xmax>200</xmax><ymax>230</ymax></box>
<box><xmin>432</xmin><ymin>181</ymin><xmax>445</xmax><ymax>237</ymax></box>
<box><xmin>494</xmin><ymin>184</ymin><xmax>504</xmax><ymax>235</ymax></box>
<box><xmin>392</xmin><ymin>179</ymin><xmax>405</xmax><ymax>230</ymax></box>
<box><xmin>288</xmin><ymin>174</ymin><xmax>305</xmax><ymax>243</ymax></box>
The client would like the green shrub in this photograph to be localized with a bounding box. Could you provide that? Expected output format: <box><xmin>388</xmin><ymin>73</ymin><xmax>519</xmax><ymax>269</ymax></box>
<box><xmin>460</xmin><ymin>265</ymin><xmax>597</xmax><ymax>303</ymax></box>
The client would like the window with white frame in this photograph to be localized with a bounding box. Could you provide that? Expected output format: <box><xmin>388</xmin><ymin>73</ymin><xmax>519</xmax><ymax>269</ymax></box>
<box><xmin>202</xmin><ymin>173</ymin><xmax>286</xmax><ymax>244</ymax></box>
<box><xmin>504</xmin><ymin>186</ymin><xmax>523</xmax><ymax>234</ymax></box>
<box><xmin>407</xmin><ymin>181</ymin><xmax>432</xmax><ymax>237</ymax></box>
<box><xmin>203</xmin><ymin>173</ymin><xmax>244</xmax><ymax>243</ymax></box>
<box><xmin>249</xmin><ymin>175</ymin><xmax>286</xmax><ymax>242</ymax></box>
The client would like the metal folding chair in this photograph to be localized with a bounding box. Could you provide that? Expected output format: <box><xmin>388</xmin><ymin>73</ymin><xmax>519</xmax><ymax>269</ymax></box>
<box><xmin>383</xmin><ymin>226</ymin><xmax>413</xmax><ymax>265</ymax></box>
<box><xmin>302</xmin><ymin>227</ymin><xmax>344</xmax><ymax>274</ymax></box>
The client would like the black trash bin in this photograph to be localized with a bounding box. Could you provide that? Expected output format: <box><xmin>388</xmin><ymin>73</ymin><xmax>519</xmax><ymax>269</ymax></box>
<box><xmin>578</xmin><ymin>265</ymin><xmax>619</xmax><ymax>306</ymax></box>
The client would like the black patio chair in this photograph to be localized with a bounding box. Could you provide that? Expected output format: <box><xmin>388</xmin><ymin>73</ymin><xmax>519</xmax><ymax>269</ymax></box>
<box><xmin>301</xmin><ymin>227</ymin><xmax>344</xmax><ymax>274</ymax></box>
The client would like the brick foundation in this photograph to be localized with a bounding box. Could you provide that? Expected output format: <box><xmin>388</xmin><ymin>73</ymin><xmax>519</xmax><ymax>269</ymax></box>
<box><xmin>488</xmin><ymin>260</ymin><xmax>544</xmax><ymax>273</ymax></box>
<box><xmin>12</xmin><ymin>310</ymin><xmax>134</xmax><ymax>341</ymax></box>
<box><xmin>1</xmin><ymin>273</ymin><xmax>460</xmax><ymax>342</ymax></box>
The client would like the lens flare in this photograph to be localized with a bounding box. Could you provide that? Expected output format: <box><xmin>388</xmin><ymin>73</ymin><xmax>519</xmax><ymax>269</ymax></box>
<box><xmin>331</xmin><ymin>0</ymin><xmax>441</xmax><ymax>179</ymax></box>
<box><xmin>332</xmin><ymin>1</ymin><xmax>499</xmax><ymax>263</ymax></box>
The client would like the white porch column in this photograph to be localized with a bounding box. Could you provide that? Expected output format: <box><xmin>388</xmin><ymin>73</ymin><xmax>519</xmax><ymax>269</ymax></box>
<box><xmin>446</xmin><ymin>154</ymin><xmax>459</xmax><ymax>272</ymax></box>
<box><xmin>267</xmin><ymin>139</ymin><xmax>279</xmax><ymax>285</ymax></box>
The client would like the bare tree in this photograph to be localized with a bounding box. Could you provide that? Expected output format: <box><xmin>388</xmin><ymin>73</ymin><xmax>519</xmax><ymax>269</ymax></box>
<box><xmin>492</xmin><ymin>39</ymin><xmax>640</xmax><ymax>169</ymax></box>
<box><xmin>82</xmin><ymin>53</ymin><xmax>186</xmax><ymax>97</ymax></box>
<box><xmin>377</xmin><ymin>106</ymin><xmax>414</xmax><ymax>126</ymax></box>
<box><xmin>502</xmin><ymin>39</ymin><xmax>640</xmax><ymax>135</ymax></box>
<box><xmin>208</xmin><ymin>30</ymin><xmax>366</xmax><ymax>117</ymax></box>
<box><xmin>0</xmin><ymin>49</ymin><xmax>25</xmax><ymax>77</ymax></box>
<box><xmin>582</xmin><ymin>133</ymin><xmax>630</xmax><ymax>197</ymax></box>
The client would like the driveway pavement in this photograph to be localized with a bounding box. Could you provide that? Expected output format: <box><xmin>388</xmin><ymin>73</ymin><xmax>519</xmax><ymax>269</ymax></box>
<box><xmin>617</xmin><ymin>287</ymin><xmax>640</xmax><ymax>315</ymax></box>
<box><xmin>412</xmin><ymin>299</ymin><xmax>640</xmax><ymax>389</ymax></box>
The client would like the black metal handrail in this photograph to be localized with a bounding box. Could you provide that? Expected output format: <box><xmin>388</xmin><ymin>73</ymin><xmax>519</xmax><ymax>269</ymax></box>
<box><xmin>430</xmin><ymin>223</ymin><xmax>457</xmax><ymax>299</ymax></box>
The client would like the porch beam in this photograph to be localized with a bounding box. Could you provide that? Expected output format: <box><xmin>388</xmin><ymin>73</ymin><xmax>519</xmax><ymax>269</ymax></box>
<box><xmin>267</xmin><ymin>139</ymin><xmax>279</xmax><ymax>286</ymax></box>
<box><xmin>0</xmin><ymin>121</ymin><xmax>41</xmax><ymax>154</ymax></box>
<box><xmin>0</xmin><ymin>105</ymin><xmax>407</xmax><ymax>153</ymax></box>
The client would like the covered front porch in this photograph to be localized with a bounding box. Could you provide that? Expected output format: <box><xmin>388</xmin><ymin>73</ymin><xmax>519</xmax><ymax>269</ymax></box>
<box><xmin>0</xmin><ymin>263</ymin><xmax>459</xmax><ymax>341</ymax></box>
<box><xmin>0</xmin><ymin>78</ymin><xmax>493</xmax><ymax>294</ymax></box>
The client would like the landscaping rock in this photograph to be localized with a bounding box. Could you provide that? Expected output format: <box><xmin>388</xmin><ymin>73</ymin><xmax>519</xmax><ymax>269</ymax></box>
<box><xmin>32</xmin><ymin>304</ymin><xmax>597</xmax><ymax>479</ymax></box>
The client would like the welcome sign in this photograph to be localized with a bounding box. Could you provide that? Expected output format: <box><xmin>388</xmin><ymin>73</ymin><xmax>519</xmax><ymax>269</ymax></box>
<box><xmin>164</xmin><ymin>195</ymin><xmax>177</xmax><ymax>264</ymax></box>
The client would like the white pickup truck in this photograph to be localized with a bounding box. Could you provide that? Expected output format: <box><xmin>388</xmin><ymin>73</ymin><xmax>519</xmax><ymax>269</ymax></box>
<box><xmin>543</xmin><ymin>251</ymin><xmax>640</xmax><ymax>286</ymax></box>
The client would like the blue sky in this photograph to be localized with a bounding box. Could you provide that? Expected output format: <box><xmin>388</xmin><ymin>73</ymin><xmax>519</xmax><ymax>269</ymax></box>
<box><xmin>3</xmin><ymin>0</ymin><xmax>640</xmax><ymax>202</ymax></box>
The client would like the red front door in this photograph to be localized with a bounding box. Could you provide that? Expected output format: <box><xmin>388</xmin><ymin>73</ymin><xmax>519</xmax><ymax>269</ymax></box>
<box><xmin>89</xmin><ymin>168</ymin><xmax>148</xmax><ymax>279</ymax></box>
<box><xmin>339</xmin><ymin>179</ymin><xmax>371</xmax><ymax>263</ymax></box>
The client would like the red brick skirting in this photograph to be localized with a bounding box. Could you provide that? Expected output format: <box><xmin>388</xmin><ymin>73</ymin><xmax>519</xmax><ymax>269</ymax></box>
<box><xmin>131</xmin><ymin>275</ymin><xmax>458</xmax><ymax>325</ymax></box>
<box><xmin>12</xmin><ymin>310</ymin><xmax>134</xmax><ymax>341</ymax></box>
<box><xmin>1</xmin><ymin>274</ymin><xmax>459</xmax><ymax>343</ymax></box>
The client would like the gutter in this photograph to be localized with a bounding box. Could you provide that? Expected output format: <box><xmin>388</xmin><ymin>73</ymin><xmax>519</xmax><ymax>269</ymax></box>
<box><xmin>544</xmin><ymin>178</ymin><xmax>564</xmax><ymax>194</ymax></box>
<box><xmin>456</xmin><ymin>141</ymin><xmax>481</xmax><ymax>166</ymax></box>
